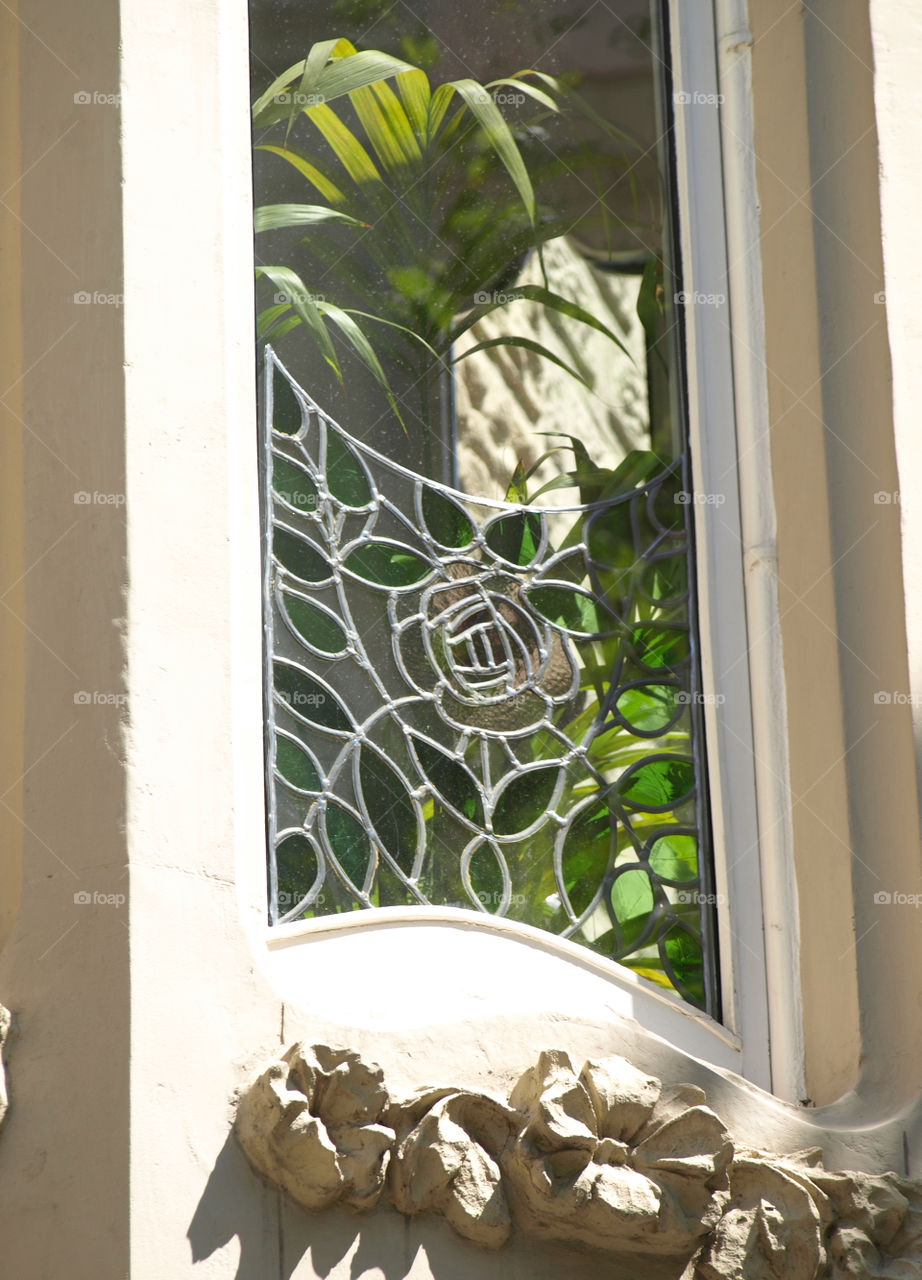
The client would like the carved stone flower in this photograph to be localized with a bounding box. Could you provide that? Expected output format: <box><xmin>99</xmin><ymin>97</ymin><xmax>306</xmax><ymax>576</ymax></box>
<box><xmin>389</xmin><ymin>1086</ymin><xmax>518</xmax><ymax>1249</ymax></box>
<box><xmin>235</xmin><ymin>1043</ymin><xmax>395</xmax><ymax>1213</ymax></box>
<box><xmin>395</xmin><ymin>561</ymin><xmax>577</xmax><ymax>732</ymax></box>
<box><xmin>504</xmin><ymin>1049</ymin><xmax>732</xmax><ymax>1258</ymax></box>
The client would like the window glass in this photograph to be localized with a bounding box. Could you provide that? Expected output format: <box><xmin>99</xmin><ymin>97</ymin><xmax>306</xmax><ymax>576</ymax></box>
<box><xmin>250</xmin><ymin>0</ymin><xmax>720</xmax><ymax>1013</ymax></box>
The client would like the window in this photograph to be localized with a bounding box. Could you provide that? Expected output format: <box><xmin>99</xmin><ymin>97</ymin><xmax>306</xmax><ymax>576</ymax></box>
<box><xmin>249</xmin><ymin>0</ymin><xmax>753</xmax><ymax>1027</ymax></box>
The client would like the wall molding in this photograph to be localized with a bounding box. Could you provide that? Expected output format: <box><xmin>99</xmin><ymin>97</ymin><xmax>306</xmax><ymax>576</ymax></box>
<box><xmin>236</xmin><ymin>1042</ymin><xmax>922</xmax><ymax>1276</ymax></box>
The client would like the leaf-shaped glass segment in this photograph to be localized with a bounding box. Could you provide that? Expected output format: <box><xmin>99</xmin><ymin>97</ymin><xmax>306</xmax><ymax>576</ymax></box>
<box><xmin>272</xmin><ymin>454</ymin><xmax>319</xmax><ymax>515</ymax></box>
<box><xmin>466</xmin><ymin>840</ymin><xmax>507</xmax><ymax>912</ymax></box>
<box><xmin>648</xmin><ymin>832</ymin><xmax>698</xmax><ymax>883</ymax></box>
<box><xmin>343</xmin><ymin>540</ymin><xmax>431</xmax><ymax>587</ymax></box>
<box><xmin>611</xmin><ymin>867</ymin><xmax>655</xmax><ymax>947</ymax></box>
<box><xmin>492</xmin><ymin>766</ymin><xmax>560</xmax><ymax>836</ymax></box>
<box><xmin>325</xmin><ymin>428</ymin><xmax>372</xmax><ymax>507</ymax></box>
<box><xmin>616</xmin><ymin>756</ymin><xmax>695</xmax><ymax>811</ymax></box>
<box><xmin>280</xmin><ymin>591</ymin><xmax>349</xmax><ymax>655</ymax></box>
<box><xmin>272</xmin><ymin>365</ymin><xmax>303</xmax><ymax>436</ymax></box>
<box><xmin>524</xmin><ymin>583</ymin><xmax>608</xmax><ymax>635</ymax></box>
<box><xmin>275</xmin><ymin>832</ymin><xmax>321</xmax><ymax>913</ymax></box>
<box><xmin>274</xmin><ymin>732</ymin><xmax>323</xmax><ymax>793</ymax></box>
<box><xmin>615</xmin><ymin>683</ymin><xmax>681</xmax><ymax>735</ymax></box>
<box><xmin>358</xmin><ymin>747</ymin><xmax>419</xmax><ymax>875</ymax></box>
<box><xmin>323</xmin><ymin>801</ymin><xmax>373</xmax><ymax>893</ymax></box>
<box><xmin>273</xmin><ymin>662</ymin><xmax>353</xmax><ymax>732</ymax></box>
<box><xmin>420</xmin><ymin>485</ymin><xmax>475</xmax><ymax>550</ymax></box>
<box><xmin>662</xmin><ymin>921</ymin><xmax>705</xmax><ymax>1007</ymax></box>
<box><xmin>560</xmin><ymin>800</ymin><xmax>616</xmax><ymax>917</ymax></box>
<box><xmin>484</xmin><ymin>510</ymin><xmax>543</xmax><ymax>567</ymax></box>
<box><xmin>273</xmin><ymin>526</ymin><xmax>331</xmax><ymax>584</ymax></box>
<box><xmin>409</xmin><ymin>735</ymin><xmax>484</xmax><ymax>827</ymax></box>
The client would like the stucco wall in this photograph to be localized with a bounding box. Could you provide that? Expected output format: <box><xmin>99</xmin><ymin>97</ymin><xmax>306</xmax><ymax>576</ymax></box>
<box><xmin>1</xmin><ymin>0</ymin><xmax>922</xmax><ymax>1277</ymax></box>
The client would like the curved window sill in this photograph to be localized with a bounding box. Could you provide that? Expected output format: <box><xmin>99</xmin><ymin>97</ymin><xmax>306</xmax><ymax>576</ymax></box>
<box><xmin>262</xmin><ymin>907</ymin><xmax>742</xmax><ymax>1075</ymax></box>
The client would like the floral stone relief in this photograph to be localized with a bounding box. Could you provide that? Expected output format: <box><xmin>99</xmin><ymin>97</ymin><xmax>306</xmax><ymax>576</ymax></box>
<box><xmin>235</xmin><ymin>1043</ymin><xmax>922</xmax><ymax>1278</ymax></box>
<box><xmin>0</xmin><ymin>1004</ymin><xmax>10</xmax><ymax>1136</ymax></box>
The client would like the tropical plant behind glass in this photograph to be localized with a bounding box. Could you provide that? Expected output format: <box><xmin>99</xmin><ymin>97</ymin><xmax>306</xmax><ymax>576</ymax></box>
<box><xmin>252</xmin><ymin>37</ymin><xmax>636</xmax><ymax>428</ymax></box>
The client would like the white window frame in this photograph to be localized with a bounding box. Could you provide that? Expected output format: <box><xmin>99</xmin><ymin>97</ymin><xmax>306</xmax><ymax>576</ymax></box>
<box><xmin>231</xmin><ymin>0</ymin><xmax>793</xmax><ymax>1096</ymax></box>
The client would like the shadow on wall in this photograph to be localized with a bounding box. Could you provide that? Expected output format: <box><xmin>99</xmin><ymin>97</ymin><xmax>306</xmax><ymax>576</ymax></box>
<box><xmin>188</xmin><ymin>1130</ymin><xmax>680</xmax><ymax>1280</ymax></box>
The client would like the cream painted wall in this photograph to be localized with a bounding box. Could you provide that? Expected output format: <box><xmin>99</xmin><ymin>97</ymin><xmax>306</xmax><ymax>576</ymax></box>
<box><xmin>0</xmin><ymin>0</ymin><xmax>130</xmax><ymax>1275</ymax></box>
<box><xmin>2</xmin><ymin>0</ymin><xmax>922</xmax><ymax>1276</ymax></box>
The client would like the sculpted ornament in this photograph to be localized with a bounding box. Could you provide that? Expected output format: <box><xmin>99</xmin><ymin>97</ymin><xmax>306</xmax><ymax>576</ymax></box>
<box><xmin>0</xmin><ymin>1004</ymin><xmax>9</xmax><ymax>1135</ymax></box>
<box><xmin>236</xmin><ymin>1044</ymin><xmax>922</xmax><ymax>1277</ymax></box>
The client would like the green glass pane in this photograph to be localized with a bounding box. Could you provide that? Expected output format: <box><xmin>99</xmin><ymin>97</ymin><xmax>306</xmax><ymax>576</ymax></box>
<box><xmin>617</xmin><ymin>757</ymin><xmax>695</xmax><ymax>810</ymax></box>
<box><xmin>468</xmin><ymin>842</ymin><xmax>504</xmax><ymax>912</ymax></box>
<box><xmin>611</xmin><ymin>867</ymin><xmax>655</xmax><ymax>946</ymax></box>
<box><xmin>374</xmin><ymin>859</ymin><xmax>417</xmax><ymax>907</ymax></box>
<box><xmin>273</xmin><ymin>663</ymin><xmax>352</xmax><ymax>732</ymax></box>
<box><xmin>615</xmin><ymin>684</ymin><xmax>678</xmax><ymax>733</ymax></box>
<box><xmin>281</xmin><ymin>593</ymin><xmax>348</xmax><ymax>655</ymax></box>
<box><xmin>272</xmin><ymin>366</ymin><xmax>302</xmax><ymax>436</ymax></box>
<box><xmin>274</xmin><ymin>527</ymin><xmax>330</xmax><ymax>583</ymax></box>
<box><xmin>324</xmin><ymin>803</ymin><xmax>372</xmax><ymax>889</ymax></box>
<box><xmin>272</xmin><ymin>455</ymin><xmax>319</xmax><ymax>515</ymax></box>
<box><xmin>662</xmin><ymin>922</ymin><xmax>705</xmax><ymax>1007</ymax></box>
<box><xmin>525</xmin><ymin>584</ymin><xmax>605</xmax><ymax>635</ymax></box>
<box><xmin>344</xmin><ymin>540</ymin><xmax>431</xmax><ymax>587</ymax></box>
<box><xmin>421</xmin><ymin>485</ymin><xmax>474</xmax><ymax>549</ymax></box>
<box><xmin>359</xmin><ymin>749</ymin><xmax>417</xmax><ymax>875</ymax></box>
<box><xmin>649</xmin><ymin>833</ymin><xmax>698</xmax><ymax>882</ymax></box>
<box><xmin>586</xmin><ymin>504</ymin><xmax>637</xmax><ymax>579</ymax></box>
<box><xmin>326</xmin><ymin>429</ymin><xmax>372</xmax><ymax>507</ymax></box>
<box><xmin>411</xmin><ymin>736</ymin><xmax>484</xmax><ymax>826</ymax></box>
<box><xmin>629</xmin><ymin>624</ymin><xmax>690</xmax><ymax>671</ymax></box>
<box><xmin>492</xmin><ymin>767</ymin><xmax>558</xmax><ymax>836</ymax></box>
<box><xmin>276</xmin><ymin>832</ymin><xmax>319</xmax><ymax>910</ymax></box>
<box><xmin>561</xmin><ymin>802</ymin><xmax>616</xmax><ymax>916</ymax></box>
<box><xmin>275</xmin><ymin>734</ymin><xmax>322</xmax><ymax>792</ymax></box>
<box><xmin>484</xmin><ymin>511</ymin><xmax>542</xmax><ymax>567</ymax></box>
<box><xmin>641</xmin><ymin>553</ymin><xmax>687</xmax><ymax>604</ymax></box>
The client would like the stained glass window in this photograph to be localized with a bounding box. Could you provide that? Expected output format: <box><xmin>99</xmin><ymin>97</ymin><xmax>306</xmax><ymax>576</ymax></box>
<box><xmin>250</xmin><ymin>0</ymin><xmax>720</xmax><ymax>1013</ymax></box>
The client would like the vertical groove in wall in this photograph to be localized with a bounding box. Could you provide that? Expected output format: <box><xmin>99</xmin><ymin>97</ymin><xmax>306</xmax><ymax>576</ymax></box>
<box><xmin>0</xmin><ymin>0</ymin><xmax>25</xmax><ymax>954</ymax></box>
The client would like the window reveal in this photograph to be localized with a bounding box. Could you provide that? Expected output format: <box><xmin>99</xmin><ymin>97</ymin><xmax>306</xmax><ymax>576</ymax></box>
<box><xmin>251</xmin><ymin>3</ymin><xmax>719</xmax><ymax>1013</ymax></box>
